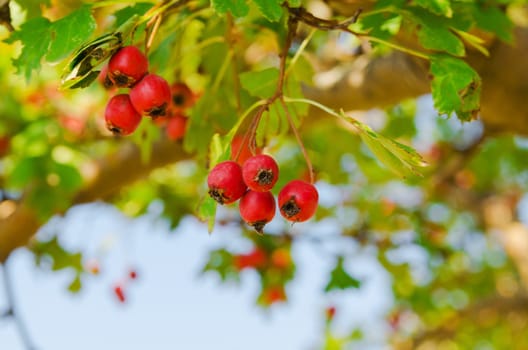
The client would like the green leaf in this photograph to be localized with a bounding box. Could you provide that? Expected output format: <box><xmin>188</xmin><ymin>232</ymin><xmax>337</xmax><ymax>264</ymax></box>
<box><xmin>252</xmin><ymin>0</ymin><xmax>283</xmax><ymax>21</ymax></box>
<box><xmin>412</xmin><ymin>0</ymin><xmax>453</xmax><ymax>18</ymax></box>
<box><xmin>357</xmin><ymin>123</ymin><xmax>426</xmax><ymax>178</ymax></box>
<box><xmin>197</xmin><ymin>195</ymin><xmax>217</xmax><ymax>233</ymax></box>
<box><xmin>68</xmin><ymin>275</ymin><xmax>82</xmax><ymax>293</ymax></box>
<box><xmin>211</xmin><ymin>0</ymin><xmax>249</xmax><ymax>17</ymax></box>
<box><xmin>47</xmin><ymin>6</ymin><xmax>96</xmax><ymax>62</ymax></box>
<box><xmin>240</xmin><ymin>68</ymin><xmax>279</xmax><ymax>99</ymax></box>
<box><xmin>5</xmin><ymin>16</ymin><xmax>52</xmax><ymax>80</ymax></box>
<box><xmin>324</xmin><ymin>257</ymin><xmax>361</xmax><ymax>292</ymax></box>
<box><xmin>287</xmin><ymin>0</ymin><xmax>301</xmax><ymax>6</ymax></box>
<box><xmin>430</xmin><ymin>55</ymin><xmax>481</xmax><ymax>121</ymax></box>
<box><xmin>202</xmin><ymin>249</ymin><xmax>239</xmax><ymax>281</ymax></box>
<box><xmin>113</xmin><ymin>2</ymin><xmax>153</xmax><ymax>27</ymax></box>
<box><xmin>472</xmin><ymin>5</ymin><xmax>513</xmax><ymax>43</ymax></box>
<box><xmin>417</xmin><ymin>22</ymin><xmax>464</xmax><ymax>56</ymax></box>
<box><xmin>16</xmin><ymin>0</ymin><xmax>51</xmax><ymax>19</ymax></box>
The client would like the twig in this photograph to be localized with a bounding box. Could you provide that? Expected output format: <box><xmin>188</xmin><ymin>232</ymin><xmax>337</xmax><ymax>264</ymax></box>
<box><xmin>2</xmin><ymin>260</ymin><xmax>38</xmax><ymax>350</ymax></box>
<box><xmin>280</xmin><ymin>99</ymin><xmax>314</xmax><ymax>183</ymax></box>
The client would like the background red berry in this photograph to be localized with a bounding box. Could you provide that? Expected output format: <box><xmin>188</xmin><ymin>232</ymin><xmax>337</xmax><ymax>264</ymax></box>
<box><xmin>234</xmin><ymin>247</ymin><xmax>267</xmax><ymax>270</ymax></box>
<box><xmin>129</xmin><ymin>74</ymin><xmax>171</xmax><ymax>117</ymax></box>
<box><xmin>207</xmin><ymin>161</ymin><xmax>247</xmax><ymax>205</ymax></box>
<box><xmin>168</xmin><ymin>82</ymin><xmax>196</xmax><ymax>113</ymax></box>
<box><xmin>239</xmin><ymin>190</ymin><xmax>276</xmax><ymax>233</ymax></box>
<box><xmin>105</xmin><ymin>94</ymin><xmax>142</xmax><ymax>136</ymax></box>
<box><xmin>113</xmin><ymin>284</ymin><xmax>126</xmax><ymax>303</ymax></box>
<box><xmin>165</xmin><ymin>114</ymin><xmax>188</xmax><ymax>140</ymax></box>
<box><xmin>108</xmin><ymin>46</ymin><xmax>148</xmax><ymax>87</ymax></box>
<box><xmin>242</xmin><ymin>154</ymin><xmax>279</xmax><ymax>192</ymax></box>
<box><xmin>278</xmin><ymin>180</ymin><xmax>318</xmax><ymax>222</ymax></box>
<box><xmin>230</xmin><ymin>136</ymin><xmax>262</xmax><ymax>165</ymax></box>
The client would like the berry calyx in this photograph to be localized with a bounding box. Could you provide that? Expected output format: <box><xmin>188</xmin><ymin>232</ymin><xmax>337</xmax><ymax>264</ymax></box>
<box><xmin>242</xmin><ymin>154</ymin><xmax>279</xmax><ymax>192</ymax></box>
<box><xmin>278</xmin><ymin>180</ymin><xmax>319</xmax><ymax>222</ymax></box>
<box><xmin>165</xmin><ymin>114</ymin><xmax>188</xmax><ymax>140</ymax></box>
<box><xmin>207</xmin><ymin>161</ymin><xmax>247</xmax><ymax>205</ymax></box>
<box><xmin>168</xmin><ymin>82</ymin><xmax>196</xmax><ymax>113</ymax></box>
<box><xmin>105</xmin><ymin>94</ymin><xmax>142</xmax><ymax>136</ymax></box>
<box><xmin>108</xmin><ymin>46</ymin><xmax>148</xmax><ymax>87</ymax></box>
<box><xmin>129</xmin><ymin>74</ymin><xmax>171</xmax><ymax>117</ymax></box>
<box><xmin>239</xmin><ymin>190</ymin><xmax>276</xmax><ymax>233</ymax></box>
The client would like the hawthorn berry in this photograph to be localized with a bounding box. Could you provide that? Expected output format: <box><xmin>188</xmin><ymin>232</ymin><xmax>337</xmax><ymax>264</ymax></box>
<box><xmin>108</xmin><ymin>46</ymin><xmax>148</xmax><ymax>87</ymax></box>
<box><xmin>165</xmin><ymin>114</ymin><xmax>188</xmax><ymax>140</ymax></box>
<box><xmin>270</xmin><ymin>248</ymin><xmax>291</xmax><ymax>270</ymax></box>
<box><xmin>129</xmin><ymin>269</ymin><xmax>138</xmax><ymax>280</ymax></box>
<box><xmin>234</xmin><ymin>247</ymin><xmax>267</xmax><ymax>270</ymax></box>
<box><xmin>97</xmin><ymin>64</ymin><xmax>114</xmax><ymax>89</ymax></box>
<box><xmin>242</xmin><ymin>154</ymin><xmax>279</xmax><ymax>192</ymax></box>
<box><xmin>105</xmin><ymin>94</ymin><xmax>142</xmax><ymax>136</ymax></box>
<box><xmin>239</xmin><ymin>190</ymin><xmax>276</xmax><ymax>233</ymax></box>
<box><xmin>278</xmin><ymin>180</ymin><xmax>319</xmax><ymax>222</ymax></box>
<box><xmin>262</xmin><ymin>285</ymin><xmax>287</xmax><ymax>305</ymax></box>
<box><xmin>230</xmin><ymin>136</ymin><xmax>262</xmax><ymax>165</ymax></box>
<box><xmin>130</xmin><ymin>74</ymin><xmax>171</xmax><ymax>117</ymax></box>
<box><xmin>207</xmin><ymin>161</ymin><xmax>247</xmax><ymax>205</ymax></box>
<box><xmin>168</xmin><ymin>82</ymin><xmax>196</xmax><ymax>113</ymax></box>
<box><xmin>113</xmin><ymin>284</ymin><xmax>126</xmax><ymax>303</ymax></box>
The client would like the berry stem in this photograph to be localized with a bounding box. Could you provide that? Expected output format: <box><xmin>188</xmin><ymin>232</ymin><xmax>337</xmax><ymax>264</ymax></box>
<box><xmin>280</xmin><ymin>99</ymin><xmax>314</xmax><ymax>184</ymax></box>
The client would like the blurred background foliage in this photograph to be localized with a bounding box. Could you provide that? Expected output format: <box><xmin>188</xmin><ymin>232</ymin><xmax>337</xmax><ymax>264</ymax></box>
<box><xmin>1</xmin><ymin>0</ymin><xmax>528</xmax><ymax>349</ymax></box>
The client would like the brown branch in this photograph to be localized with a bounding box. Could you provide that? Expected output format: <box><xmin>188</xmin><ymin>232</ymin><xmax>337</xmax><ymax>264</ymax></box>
<box><xmin>401</xmin><ymin>294</ymin><xmax>528</xmax><ymax>349</ymax></box>
<box><xmin>0</xmin><ymin>138</ymin><xmax>190</xmax><ymax>263</ymax></box>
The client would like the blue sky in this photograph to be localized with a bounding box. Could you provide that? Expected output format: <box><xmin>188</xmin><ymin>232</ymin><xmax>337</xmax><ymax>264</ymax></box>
<box><xmin>0</xmin><ymin>203</ymin><xmax>392</xmax><ymax>350</ymax></box>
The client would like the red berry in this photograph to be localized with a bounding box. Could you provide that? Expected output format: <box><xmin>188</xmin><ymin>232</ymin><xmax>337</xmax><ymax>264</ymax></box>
<box><xmin>234</xmin><ymin>247</ymin><xmax>267</xmax><ymax>270</ymax></box>
<box><xmin>230</xmin><ymin>136</ymin><xmax>261</xmax><ymax>165</ymax></box>
<box><xmin>278</xmin><ymin>180</ymin><xmax>318</xmax><ymax>222</ymax></box>
<box><xmin>239</xmin><ymin>190</ymin><xmax>276</xmax><ymax>233</ymax></box>
<box><xmin>105</xmin><ymin>94</ymin><xmax>142</xmax><ymax>136</ymax></box>
<box><xmin>129</xmin><ymin>269</ymin><xmax>138</xmax><ymax>280</ymax></box>
<box><xmin>108</xmin><ymin>46</ymin><xmax>148</xmax><ymax>87</ymax></box>
<box><xmin>98</xmin><ymin>64</ymin><xmax>114</xmax><ymax>89</ymax></box>
<box><xmin>130</xmin><ymin>74</ymin><xmax>171</xmax><ymax>117</ymax></box>
<box><xmin>271</xmin><ymin>248</ymin><xmax>291</xmax><ymax>270</ymax></box>
<box><xmin>262</xmin><ymin>285</ymin><xmax>287</xmax><ymax>305</ymax></box>
<box><xmin>168</xmin><ymin>82</ymin><xmax>196</xmax><ymax>113</ymax></box>
<box><xmin>0</xmin><ymin>136</ymin><xmax>10</xmax><ymax>157</ymax></box>
<box><xmin>113</xmin><ymin>284</ymin><xmax>126</xmax><ymax>303</ymax></box>
<box><xmin>165</xmin><ymin>114</ymin><xmax>188</xmax><ymax>140</ymax></box>
<box><xmin>242</xmin><ymin>154</ymin><xmax>279</xmax><ymax>192</ymax></box>
<box><xmin>326</xmin><ymin>306</ymin><xmax>336</xmax><ymax>322</ymax></box>
<box><xmin>207</xmin><ymin>161</ymin><xmax>247</xmax><ymax>205</ymax></box>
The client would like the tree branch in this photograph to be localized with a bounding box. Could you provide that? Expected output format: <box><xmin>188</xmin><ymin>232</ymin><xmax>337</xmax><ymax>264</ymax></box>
<box><xmin>0</xmin><ymin>138</ymin><xmax>191</xmax><ymax>263</ymax></box>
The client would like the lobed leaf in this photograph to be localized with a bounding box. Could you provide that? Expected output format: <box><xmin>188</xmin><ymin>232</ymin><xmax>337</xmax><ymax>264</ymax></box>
<box><xmin>430</xmin><ymin>54</ymin><xmax>481</xmax><ymax>121</ymax></box>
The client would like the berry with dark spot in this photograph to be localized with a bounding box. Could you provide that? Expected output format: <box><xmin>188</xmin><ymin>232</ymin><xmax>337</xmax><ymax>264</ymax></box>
<box><xmin>105</xmin><ymin>94</ymin><xmax>142</xmax><ymax>136</ymax></box>
<box><xmin>168</xmin><ymin>82</ymin><xmax>196</xmax><ymax>113</ymax></box>
<box><xmin>130</xmin><ymin>74</ymin><xmax>171</xmax><ymax>117</ymax></box>
<box><xmin>278</xmin><ymin>180</ymin><xmax>318</xmax><ymax>222</ymax></box>
<box><xmin>207</xmin><ymin>161</ymin><xmax>247</xmax><ymax>205</ymax></box>
<box><xmin>242</xmin><ymin>154</ymin><xmax>279</xmax><ymax>192</ymax></box>
<box><xmin>239</xmin><ymin>190</ymin><xmax>276</xmax><ymax>233</ymax></box>
<box><xmin>108</xmin><ymin>46</ymin><xmax>148</xmax><ymax>87</ymax></box>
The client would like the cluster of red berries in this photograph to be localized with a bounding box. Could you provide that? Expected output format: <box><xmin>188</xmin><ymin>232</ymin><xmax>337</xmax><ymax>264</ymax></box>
<box><xmin>207</xmin><ymin>153</ymin><xmax>319</xmax><ymax>233</ymax></box>
<box><xmin>102</xmin><ymin>45</ymin><xmax>170</xmax><ymax>135</ymax></box>
<box><xmin>101</xmin><ymin>45</ymin><xmax>194</xmax><ymax>138</ymax></box>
